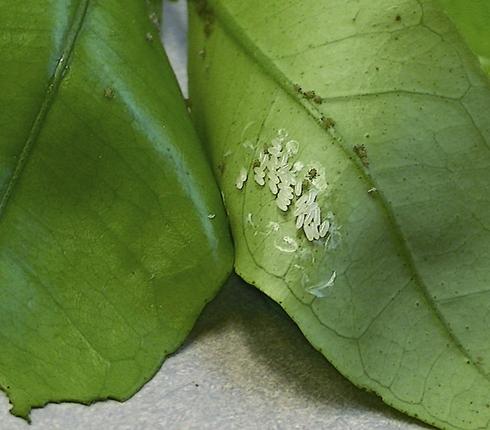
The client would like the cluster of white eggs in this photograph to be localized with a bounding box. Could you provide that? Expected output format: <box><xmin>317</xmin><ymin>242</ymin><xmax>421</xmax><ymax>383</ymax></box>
<box><xmin>236</xmin><ymin>129</ymin><xmax>335</xmax><ymax>243</ymax></box>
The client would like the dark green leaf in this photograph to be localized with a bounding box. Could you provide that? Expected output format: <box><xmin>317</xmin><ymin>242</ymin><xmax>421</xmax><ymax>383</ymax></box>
<box><xmin>188</xmin><ymin>0</ymin><xmax>490</xmax><ymax>429</ymax></box>
<box><xmin>0</xmin><ymin>0</ymin><xmax>232</xmax><ymax>419</ymax></box>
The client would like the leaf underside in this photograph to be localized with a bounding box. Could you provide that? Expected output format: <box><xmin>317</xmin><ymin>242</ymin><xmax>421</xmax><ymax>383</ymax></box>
<box><xmin>188</xmin><ymin>0</ymin><xmax>490</xmax><ymax>429</ymax></box>
<box><xmin>0</xmin><ymin>0</ymin><xmax>232</xmax><ymax>419</ymax></box>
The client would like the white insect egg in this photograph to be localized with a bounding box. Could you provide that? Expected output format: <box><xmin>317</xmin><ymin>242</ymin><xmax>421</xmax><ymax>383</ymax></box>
<box><xmin>277</xmin><ymin>200</ymin><xmax>289</xmax><ymax>212</ymax></box>
<box><xmin>294</xmin><ymin>206</ymin><xmax>307</xmax><ymax>220</ymax></box>
<box><xmin>313</xmin><ymin>206</ymin><xmax>321</xmax><ymax>227</ymax></box>
<box><xmin>266</xmin><ymin>156</ymin><xmax>278</xmax><ymax>172</ymax></box>
<box><xmin>313</xmin><ymin>225</ymin><xmax>320</xmax><ymax>240</ymax></box>
<box><xmin>285</xmin><ymin>190</ymin><xmax>294</xmax><ymax>202</ymax></box>
<box><xmin>296</xmin><ymin>192</ymin><xmax>309</xmax><ymax>206</ymax></box>
<box><xmin>276</xmin><ymin>197</ymin><xmax>292</xmax><ymax>211</ymax></box>
<box><xmin>269</xmin><ymin>145</ymin><xmax>282</xmax><ymax>157</ymax></box>
<box><xmin>319</xmin><ymin>220</ymin><xmax>330</xmax><ymax>238</ymax></box>
<box><xmin>292</xmin><ymin>188</ymin><xmax>332</xmax><ymax>242</ymax></box>
<box><xmin>235</xmin><ymin>167</ymin><xmax>248</xmax><ymax>190</ymax></box>
<box><xmin>304</xmin><ymin>223</ymin><xmax>315</xmax><ymax>241</ymax></box>
<box><xmin>279</xmin><ymin>154</ymin><xmax>289</xmax><ymax>167</ymax></box>
<box><xmin>259</xmin><ymin>152</ymin><xmax>269</xmax><ymax>167</ymax></box>
<box><xmin>292</xmin><ymin>161</ymin><xmax>304</xmax><ymax>172</ymax></box>
<box><xmin>268</xmin><ymin>221</ymin><xmax>280</xmax><ymax>232</ymax></box>
<box><xmin>296</xmin><ymin>213</ymin><xmax>305</xmax><ymax>229</ymax></box>
<box><xmin>304</xmin><ymin>203</ymin><xmax>317</xmax><ymax>226</ymax></box>
<box><xmin>286</xmin><ymin>140</ymin><xmax>299</xmax><ymax>155</ymax></box>
<box><xmin>278</xmin><ymin>185</ymin><xmax>292</xmax><ymax>197</ymax></box>
<box><xmin>281</xmin><ymin>175</ymin><xmax>289</xmax><ymax>187</ymax></box>
<box><xmin>245</xmin><ymin>130</ymin><xmax>336</xmax><ymax>243</ymax></box>
<box><xmin>308</xmin><ymin>218</ymin><xmax>320</xmax><ymax>240</ymax></box>
<box><xmin>278</xmin><ymin>167</ymin><xmax>295</xmax><ymax>184</ymax></box>
<box><xmin>269</xmin><ymin>181</ymin><xmax>279</xmax><ymax>195</ymax></box>
<box><xmin>278</xmin><ymin>128</ymin><xmax>288</xmax><ymax>140</ymax></box>
<box><xmin>294</xmin><ymin>181</ymin><xmax>303</xmax><ymax>196</ymax></box>
<box><xmin>307</xmin><ymin>189</ymin><xmax>318</xmax><ymax>205</ymax></box>
<box><xmin>294</xmin><ymin>194</ymin><xmax>309</xmax><ymax>215</ymax></box>
<box><xmin>253</xmin><ymin>167</ymin><xmax>266</xmax><ymax>186</ymax></box>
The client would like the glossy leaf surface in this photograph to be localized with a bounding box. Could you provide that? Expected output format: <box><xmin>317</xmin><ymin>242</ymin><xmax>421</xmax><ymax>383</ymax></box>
<box><xmin>188</xmin><ymin>0</ymin><xmax>490</xmax><ymax>428</ymax></box>
<box><xmin>0</xmin><ymin>0</ymin><xmax>232</xmax><ymax>419</ymax></box>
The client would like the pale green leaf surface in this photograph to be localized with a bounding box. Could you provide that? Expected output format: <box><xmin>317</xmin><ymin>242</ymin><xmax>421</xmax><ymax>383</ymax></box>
<box><xmin>0</xmin><ymin>0</ymin><xmax>232</xmax><ymax>419</ymax></box>
<box><xmin>188</xmin><ymin>0</ymin><xmax>490</xmax><ymax>429</ymax></box>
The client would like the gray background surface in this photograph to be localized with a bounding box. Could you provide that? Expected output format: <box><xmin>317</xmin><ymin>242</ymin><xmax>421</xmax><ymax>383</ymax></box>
<box><xmin>0</xmin><ymin>2</ymin><xmax>431</xmax><ymax>429</ymax></box>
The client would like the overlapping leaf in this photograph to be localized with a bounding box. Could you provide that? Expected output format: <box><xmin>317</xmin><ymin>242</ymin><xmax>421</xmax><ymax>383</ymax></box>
<box><xmin>438</xmin><ymin>0</ymin><xmax>490</xmax><ymax>75</ymax></box>
<box><xmin>0</xmin><ymin>0</ymin><xmax>232</xmax><ymax>419</ymax></box>
<box><xmin>188</xmin><ymin>0</ymin><xmax>490</xmax><ymax>428</ymax></box>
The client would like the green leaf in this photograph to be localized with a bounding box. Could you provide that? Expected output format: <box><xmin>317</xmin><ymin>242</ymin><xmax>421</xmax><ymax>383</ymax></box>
<box><xmin>188</xmin><ymin>0</ymin><xmax>490</xmax><ymax>429</ymax></box>
<box><xmin>0</xmin><ymin>0</ymin><xmax>232</xmax><ymax>419</ymax></box>
<box><xmin>146</xmin><ymin>0</ymin><xmax>162</xmax><ymax>28</ymax></box>
<box><xmin>437</xmin><ymin>0</ymin><xmax>490</xmax><ymax>75</ymax></box>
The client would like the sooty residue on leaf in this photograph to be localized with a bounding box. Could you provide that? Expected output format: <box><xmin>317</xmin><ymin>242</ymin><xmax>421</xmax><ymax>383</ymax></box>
<box><xmin>194</xmin><ymin>0</ymin><xmax>215</xmax><ymax>37</ymax></box>
<box><xmin>307</xmin><ymin>168</ymin><xmax>318</xmax><ymax>181</ymax></box>
<box><xmin>321</xmin><ymin>116</ymin><xmax>336</xmax><ymax>130</ymax></box>
<box><xmin>104</xmin><ymin>87</ymin><xmax>115</xmax><ymax>100</ymax></box>
<box><xmin>353</xmin><ymin>144</ymin><xmax>369</xmax><ymax>167</ymax></box>
<box><xmin>293</xmin><ymin>84</ymin><xmax>323</xmax><ymax>104</ymax></box>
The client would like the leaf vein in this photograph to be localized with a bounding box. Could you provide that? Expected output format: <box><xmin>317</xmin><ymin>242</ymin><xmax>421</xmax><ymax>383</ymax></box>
<box><xmin>0</xmin><ymin>0</ymin><xmax>90</xmax><ymax>220</ymax></box>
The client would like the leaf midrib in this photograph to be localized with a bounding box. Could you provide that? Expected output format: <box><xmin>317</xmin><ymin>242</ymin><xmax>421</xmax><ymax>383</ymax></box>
<box><xmin>206</xmin><ymin>0</ymin><xmax>490</xmax><ymax>382</ymax></box>
<box><xmin>0</xmin><ymin>0</ymin><xmax>90</xmax><ymax>219</ymax></box>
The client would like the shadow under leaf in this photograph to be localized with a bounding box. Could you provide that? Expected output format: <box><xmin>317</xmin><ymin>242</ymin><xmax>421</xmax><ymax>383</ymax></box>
<box><xmin>186</xmin><ymin>274</ymin><xmax>434</xmax><ymax>430</ymax></box>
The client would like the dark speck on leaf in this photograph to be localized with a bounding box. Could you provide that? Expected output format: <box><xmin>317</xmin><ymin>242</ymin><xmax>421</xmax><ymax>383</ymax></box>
<box><xmin>302</xmin><ymin>89</ymin><xmax>323</xmax><ymax>104</ymax></box>
<box><xmin>321</xmin><ymin>116</ymin><xmax>336</xmax><ymax>129</ymax></box>
<box><xmin>353</xmin><ymin>144</ymin><xmax>369</xmax><ymax>167</ymax></box>
<box><xmin>104</xmin><ymin>87</ymin><xmax>115</xmax><ymax>100</ymax></box>
<box><xmin>304</xmin><ymin>90</ymin><xmax>316</xmax><ymax>99</ymax></box>
<box><xmin>195</xmin><ymin>0</ymin><xmax>215</xmax><ymax>37</ymax></box>
<box><xmin>395</xmin><ymin>14</ymin><xmax>402</xmax><ymax>22</ymax></box>
<box><xmin>307</xmin><ymin>168</ymin><xmax>318</xmax><ymax>180</ymax></box>
<box><xmin>217</xmin><ymin>161</ymin><xmax>225</xmax><ymax>176</ymax></box>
